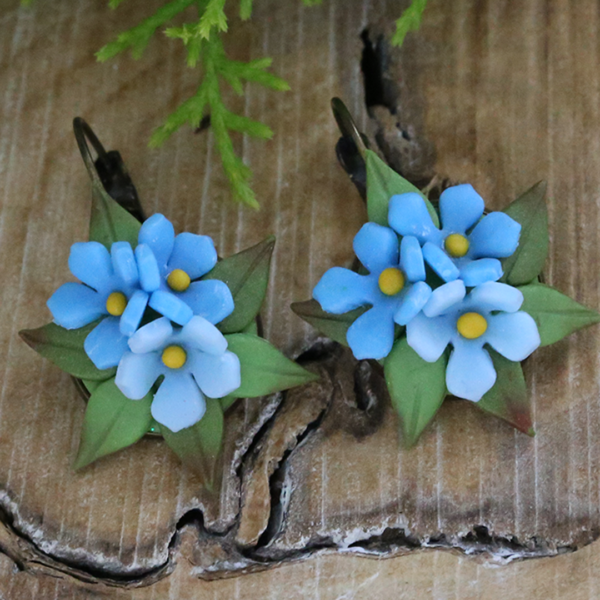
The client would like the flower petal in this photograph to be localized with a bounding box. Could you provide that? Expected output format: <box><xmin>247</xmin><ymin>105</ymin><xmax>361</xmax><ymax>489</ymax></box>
<box><xmin>135</xmin><ymin>243</ymin><xmax>161</xmax><ymax>292</ymax></box>
<box><xmin>178</xmin><ymin>280</ymin><xmax>234</xmax><ymax>324</ymax></box>
<box><xmin>466</xmin><ymin>282</ymin><xmax>523</xmax><ymax>313</ymax></box>
<box><xmin>353</xmin><ymin>223</ymin><xmax>399</xmax><ymax>273</ymax></box>
<box><xmin>168</xmin><ymin>233</ymin><xmax>218</xmax><ymax>280</ymax></box>
<box><xmin>486</xmin><ymin>311</ymin><xmax>541</xmax><ymax>361</ymax></box>
<box><xmin>84</xmin><ymin>316</ymin><xmax>130</xmax><ymax>369</ymax></box>
<box><xmin>128</xmin><ymin>317</ymin><xmax>173</xmax><ymax>354</ymax></box>
<box><xmin>313</xmin><ymin>267</ymin><xmax>374</xmax><ymax>313</ymax></box>
<box><xmin>151</xmin><ymin>372</ymin><xmax>206</xmax><ymax>433</ymax></box>
<box><xmin>115</xmin><ymin>351</ymin><xmax>162</xmax><ymax>400</ymax></box>
<box><xmin>400</xmin><ymin>236</ymin><xmax>426</xmax><ymax>282</ymax></box>
<box><xmin>423</xmin><ymin>280</ymin><xmax>466</xmax><ymax>317</ymax></box>
<box><xmin>47</xmin><ymin>282</ymin><xmax>105</xmax><ymax>329</ymax></box>
<box><xmin>191</xmin><ymin>350</ymin><xmax>241</xmax><ymax>398</ymax></box>
<box><xmin>394</xmin><ymin>281</ymin><xmax>432</xmax><ymax>326</ymax></box>
<box><xmin>406</xmin><ymin>312</ymin><xmax>453</xmax><ymax>362</ymax></box>
<box><xmin>346</xmin><ymin>305</ymin><xmax>395</xmax><ymax>360</ymax></box>
<box><xmin>111</xmin><ymin>241</ymin><xmax>139</xmax><ymax>288</ymax></box>
<box><xmin>439</xmin><ymin>184</ymin><xmax>484</xmax><ymax>233</ymax></box>
<box><xmin>119</xmin><ymin>290</ymin><xmax>149</xmax><ymax>336</ymax></box>
<box><xmin>138</xmin><ymin>213</ymin><xmax>175</xmax><ymax>269</ymax></box>
<box><xmin>178</xmin><ymin>315</ymin><xmax>228</xmax><ymax>355</ymax></box>
<box><xmin>468</xmin><ymin>212</ymin><xmax>522</xmax><ymax>259</ymax></box>
<box><xmin>68</xmin><ymin>242</ymin><xmax>113</xmax><ymax>292</ymax></box>
<box><xmin>446</xmin><ymin>341</ymin><xmax>496</xmax><ymax>401</ymax></box>
<box><xmin>459</xmin><ymin>258</ymin><xmax>503</xmax><ymax>287</ymax></box>
<box><xmin>388</xmin><ymin>192</ymin><xmax>442</xmax><ymax>245</ymax></box>
<box><xmin>422</xmin><ymin>242</ymin><xmax>460</xmax><ymax>282</ymax></box>
<box><xmin>149</xmin><ymin>290</ymin><xmax>193</xmax><ymax>325</ymax></box>
<box><xmin>177</xmin><ymin>316</ymin><xmax>227</xmax><ymax>355</ymax></box>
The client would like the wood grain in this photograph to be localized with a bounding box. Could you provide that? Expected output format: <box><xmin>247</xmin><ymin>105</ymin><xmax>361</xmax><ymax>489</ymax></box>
<box><xmin>1</xmin><ymin>0</ymin><xmax>600</xmax><ymax>596</ymax></box>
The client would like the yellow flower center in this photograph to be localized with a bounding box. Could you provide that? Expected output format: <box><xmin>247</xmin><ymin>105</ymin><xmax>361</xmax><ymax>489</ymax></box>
<box><xmin>378</xmin><ymin>268</ymin><xmax>405</xmax><ymax>296</ymax></box>
<box><xmin>444</xmin><ymin>234</ymin><xmax>470</xmax><ymax>258</ymax></box>
<box><xmin>105</xmin><ymin>292</ymin><xmax>127</xmax><ymax>316</ymax></box>
<box><xmin>162</xmin><ymin>345</ymin><xmax>187</xmax><ymax>369</ymax></box>
<box><xmin>167</xmin><ymin>269</ymin><xmax>191</xmax><ymax>292</ymax></box>
<box><xmin>456</xmin><ymin>312</ymin><xmax>488</xmax><ymax>339</ymax></box>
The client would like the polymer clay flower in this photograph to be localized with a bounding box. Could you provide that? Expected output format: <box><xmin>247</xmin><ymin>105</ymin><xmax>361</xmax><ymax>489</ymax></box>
<box><xmin>134</xmin><ymin>214</ymin><xmax>234</xmax><ymax>327</ymax></box>
<box><xmin>406</xmin><ymin>280</ymin><xmax>541</xmax><ymax>401</ymax></box>
<box><xmin>115</xmin><ymin>316</ymin><xmax>241</xmax><ymax>432</ymax></box>
<box><xmin>388</xmin><ymin>184</ymin><xmax>522</xmax><ymax>286</ymax></box>
<box><xmin>313</xmin><ymin>222</ymin><xmax>432</xmax><ymax>360</ymax></box>
<box><xmin>47</xmin><ymin>241</ymin><xmax>149</xmax><ymax>369</ymax></box>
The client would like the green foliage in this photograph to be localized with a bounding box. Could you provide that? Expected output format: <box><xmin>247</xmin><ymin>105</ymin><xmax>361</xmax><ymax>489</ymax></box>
<box><xmin>20</xmin><ymin>321</ymin><xmax>116</xmax><ymax>381</ymax></box>
<box><xmin>365</xmin><ymin>149</ymin><xmax>439</xmax><ymax>227</ymax></box>
<box><xmin>161</xmin><ymin>398</ymin><xmax>224</xmax><ymax>487</ymax></box>
<box><xmin>384</xmin><ymin>337</ymin><xmax>447</xmax><ymax>446</ymax></box>
<box><xmin>74</xmin><ymin>379</ymin><xmax>153</xmax><ymax>469</ymax></box>
<box><xmin>392</xmin><ymin>0</ymin><xmax>429</xmax><ymax>47</ymax></box>
<box><xmin>501</xmin><ymin>181</ymin><xmax>548</xmax><ymax>286</ymax></box>
<box><xmin>224</xmin><ymin>333</ymin><xmax>318</xmax><ymax>399</ymax></box>
<box><xmin>477</xmin><ymin>350</ymin><xmax>533</xmax><ymax>435</ymax></box>
<box><xmin>203</xmin><ymin>236</ymin><xmax>275</xmax><ymax>333</ymax></box>
<box><xmin>98</xmin><ymin>0</ymin><xmax>289</xmax><ymax>209</ymax></box>
<box><xmin>520</xmin><ymin>283</ymin><xmax>600</xmax><ymax>346</ymax></box>
<box><xmin>291</xmin><ymin>299</ymin><xmax>366</xmax><ymax>346</ymax></box>
<box><xmin>89</xmin><ymin>178</ymin><xmax>141</xmax><ymax>250</ymax></box>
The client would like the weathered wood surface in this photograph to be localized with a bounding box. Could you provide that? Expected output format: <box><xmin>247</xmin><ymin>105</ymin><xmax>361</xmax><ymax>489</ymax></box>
<box><xmin>2</xmin><ymin>0</ymin><xmax>600</xmax><ymax>597</ymax></box>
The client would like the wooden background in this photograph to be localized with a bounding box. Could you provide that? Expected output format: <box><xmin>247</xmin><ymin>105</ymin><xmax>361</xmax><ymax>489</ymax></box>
<box><xmin>2</xmin><ymin>0</ymin><xmax>600</xmax><ymax>597</ymax></box>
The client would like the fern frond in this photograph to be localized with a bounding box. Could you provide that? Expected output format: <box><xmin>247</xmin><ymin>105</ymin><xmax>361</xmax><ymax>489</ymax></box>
<box><xmin>198</xmin><ymin>0</ymin><xmax>228</xmax><ymax>39</ymax></box>
<box><xmin>392</xmin><ymin>0</ymin><xmax>429</xmax><ymax>47</ymax></box>
<box><xmin>97</xmin><ymin>0</ymin><xmax>195</xmax><ymax>61</ymax></box>
<box><xmin>239</xmin><ymin>0</ymin><xmax>253</xmax><ymax>20</ymax></box>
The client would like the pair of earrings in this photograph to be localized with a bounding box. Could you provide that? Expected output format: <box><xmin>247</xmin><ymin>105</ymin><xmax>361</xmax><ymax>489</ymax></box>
<box><xmin>20</xmin><ymin>102</ymin><xmax>600</xmax><ymax>485</ymax></box>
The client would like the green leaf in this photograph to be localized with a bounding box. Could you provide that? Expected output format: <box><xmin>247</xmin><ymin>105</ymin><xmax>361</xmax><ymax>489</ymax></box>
<box><xmin>19</xmin><ymin>322</ymin><xmax>116</xmax><ymax>381</ymax></box>
<box><xmin>392</xmin><ymin>0</ymin><xmax>429</xmax><ymax>47</ymax></box>
<box><xmin>220</xmin><ymin>396</ymin><xmax>238</xmax><ymax>411</ymax></box>
<box><xmin>161</xmin><ymin>398</ymin><xmax>224</xmax><ymax>488</ymax></box>
<box><xmin>291</xmin><ymin>299</ymin><xmax>366</xmax><ymax>346</ymax></box>
<box><xmin>520</xmin><ymin>283</ymin><xmax>600</xmax><ymax>346</ymax></box>
<box><xmin>89</xmin><ymin>179</ymin><xmax>141</xmax><ymax>250</ymax></box>
<box><xmin>204</xmin><ymin>237</ymin><xmax>275</xmax><ymax>334</ymax></box>
<box><xmin>365</xmin><ymin>149</ymin><xmax>439</xmax><ymax>228</ymax></box>
<box><xmin>477</xmin><ymin>350</ymin><xmax>533</xmax><ymax>435</ymax></box>
<box><xmin>225</xmin><ymin>334</ymin><xmax>318</xmax><ymax>398</ymax></box>
<box><xmin>384</xmin><ymin>337</ymin><xmax>447</xmax><ymax>446</ymax></box>
<box><xmin>501</xmin><ymin>181</ymin><xmax>548</xmax><ymax>285</ymax></box>
<box><xmin>74</xmin><ymin>379</ymin><xmax>153</xmax><ymax>469</ymax></box>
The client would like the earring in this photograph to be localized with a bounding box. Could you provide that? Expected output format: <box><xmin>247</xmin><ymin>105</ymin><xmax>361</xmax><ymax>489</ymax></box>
<box><xmin>20</xmin><ymin>118</ymin><xmax>317</xmax><ymax>485</ymax></box>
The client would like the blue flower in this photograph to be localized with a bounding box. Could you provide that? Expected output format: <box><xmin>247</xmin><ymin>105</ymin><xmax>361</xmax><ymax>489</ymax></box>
<box><xmin>115</xmin><ymin>316</ymin><xmax>241</xmax><ymax>432</ymax></box>
<box><xmin>134</xmin><ymin>214</ymin><xmax>234</xmax><ymax>327</ymax></box>
<box><xmin>47</xmin><ymin>241</ymin><xmax>149</xmax><ymax>369</ymax></box>
<box><xmin>388</xmin><ymin>184</ymin><xmax>521</xmax><ymax>286</ymax></box>
<box><xmin>313</xmin><ymin>223</ymin><xmax>432</xmax><ymax>360</ymax></box>
<box><xmin>406</xmin><ymin>280</ymin><xmax>540</xmax><ymax>401</ymax></box>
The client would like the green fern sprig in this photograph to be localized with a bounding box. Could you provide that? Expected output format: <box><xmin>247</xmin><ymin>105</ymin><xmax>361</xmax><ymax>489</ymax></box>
<box><xmin>97</xmin><ymin>0</ymin><xmax>289</xmax><ymax>208</ymax></box>
<box><xmin>392</xmin><ymin>0</ymin><xmax>429</xmax><ymax>47</ymax></box>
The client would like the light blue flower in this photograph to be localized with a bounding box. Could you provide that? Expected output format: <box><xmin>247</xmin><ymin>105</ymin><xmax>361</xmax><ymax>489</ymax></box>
<box><xmin>313</xmin><ymin>222</ymin><xmax>432</xmax><ymax>360</ymax></box>
<box><xmin>115</xmin><ymin>316</ymin><xmax>241</xmax><ymax>432</ymax></box>
<box><xmin>134</xmin><ymin>214</ymin><xmax>234</xmax><ymax>327</ymax></box>
<box><xmin>47</xmin><ymin>241</ymin><xmax>148</xmax><ymax>369</ymax></box>
<box><xmin>406</xmin><ymin>280</ymin><xmax>540</xmax><ymax>401</ymax></box>
<box><xmin>388</xmin><ymin>184</ymin><xmax>521</xmax><ymax>286</ymax></box>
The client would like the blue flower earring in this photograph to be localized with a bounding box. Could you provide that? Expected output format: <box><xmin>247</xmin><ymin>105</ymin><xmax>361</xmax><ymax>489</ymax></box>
<box><xmin>293</xmin><ymin>99</ymin><xmax>600</xmax><ymax>445</ymax></box>
<box><xmin>21</xmin><ymin>118</ymin><xmax>317</xmax><ymax>479</ymax></box>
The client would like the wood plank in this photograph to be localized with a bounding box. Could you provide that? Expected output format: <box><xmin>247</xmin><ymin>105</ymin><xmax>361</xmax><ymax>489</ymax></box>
<box><xmin>1</xmin><ymin>0</ymin><xmax>600</xmax><ymax>596</ymax></box>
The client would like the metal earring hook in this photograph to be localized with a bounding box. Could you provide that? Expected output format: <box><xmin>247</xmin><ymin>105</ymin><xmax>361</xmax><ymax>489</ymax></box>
<box><xmin>73</xmin><ymin>117</ymin><xmax>146</xmax><ymax>223</ymax></box>
<box><xmin>330</xmin><ymin>98</ymin><xmax>370</xmax><ymax>201</ymax></box>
